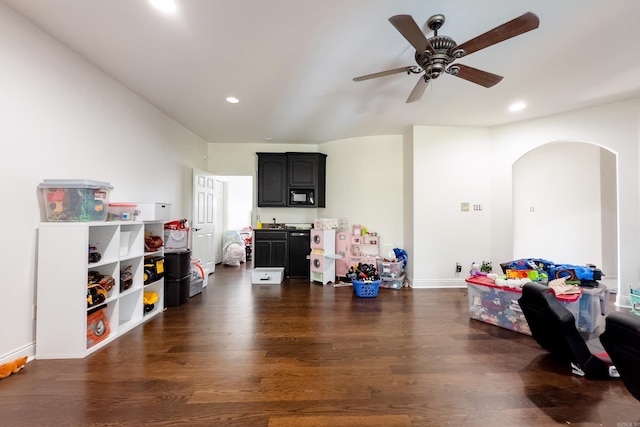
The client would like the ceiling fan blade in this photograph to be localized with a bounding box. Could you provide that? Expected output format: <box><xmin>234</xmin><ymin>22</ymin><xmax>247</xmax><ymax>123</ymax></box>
<box><xmin>389</xmin><ymin>15</ymin><xmax>434</xmax><ymax>53</ymax></box>
<box><xmin>353</xmin><ymin>66</ymin><xmax>417</xmax><ymax>82</ymax></box>
<box><xmin>406</xmin><ymin>75</ymin><xmax>429</xmax><ymax>103</ymax></box>
<box><xmin>447</xmin><ymin>64</ymin><xmax>503</xmax><ymax>88</ymax></box>
<box><xmin>454</xmin><ymin>12</ymin><xmax>539</xmax><ymax>57</ymax></box>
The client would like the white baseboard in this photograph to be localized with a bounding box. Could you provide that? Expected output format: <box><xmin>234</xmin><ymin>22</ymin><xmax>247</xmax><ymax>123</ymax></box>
<box><xmin>411</xmin><ymin>279</ymin><xmax>467</xmax><ymax>289</ymax></box>
<box><xmin>1</xmin><ymin>342</ymin><xmax>35</xmax><ymax>365</ymax></box>
<box><xmin>615</xmin><ymin>293</ymin><xmax>632</xmax><ymax>308</ymax></box>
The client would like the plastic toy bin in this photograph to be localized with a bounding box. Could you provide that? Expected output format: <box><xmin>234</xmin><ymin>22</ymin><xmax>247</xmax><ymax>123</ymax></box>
<box><xmin>466</xmin><ymin>276</ymin><xmax>580</xmax><ymax>336</ymax></box>
<box><xmin>39</xmin><ymin>179</ymin><xmax>112</xmax><ymax>222</ymax></box>
<box><xmin>377</xmin><ymin>260</ymin><xmax>404</xmax><ymax>278</ymax></box>
<box><xmin>380</xmin><ymin>274</ymin><xmax>406</xmax><ymax>289</ymax></box>
<box><xmin>107</xmin><ymin>203</ymin><xmax>137</xmax><ymax>221</ymax></box>
<box><xmin>577</xmin><ymin>285</ymin><xmax>609</xmax><ymax>333</ymax></box>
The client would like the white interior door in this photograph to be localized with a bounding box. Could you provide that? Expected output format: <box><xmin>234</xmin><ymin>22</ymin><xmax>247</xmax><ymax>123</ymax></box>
<box><xmin>193</xmin><ymin>169</ymin><xmax>216</xmax><ymax>276</ymax></box>
<box><xmin>214</xmin><ymin>179</ymin><xmax>225</xmax><ymax>265</ymax></box>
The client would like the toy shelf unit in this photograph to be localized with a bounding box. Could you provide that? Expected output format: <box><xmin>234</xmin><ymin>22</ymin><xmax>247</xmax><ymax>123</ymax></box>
<box><xmin>36</xmin><ymin>221</ymin><xmax>163</xmax><ymax>359</ymax></box>
<box><xmin>142</xmin><ymin>221</ymin><xmax>165</xmax><ymax>317</ymax></box>
<box><xmin>335</xmin><ymin>231</ymin><xmax>380</xmax><ymax>279</ymax></box>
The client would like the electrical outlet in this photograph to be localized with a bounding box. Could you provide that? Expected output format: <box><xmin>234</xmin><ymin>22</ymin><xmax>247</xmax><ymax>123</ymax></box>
<box><xmin>456</xmin><ymin>263</ymin><xmax>462</xmax><ymax>273</ymax></box>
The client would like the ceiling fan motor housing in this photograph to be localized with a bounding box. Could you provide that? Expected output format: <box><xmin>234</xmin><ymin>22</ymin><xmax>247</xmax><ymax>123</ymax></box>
<box><xmin>415</xmin><ymin>35</ymin><xmax>457</xmax><ymax>78</ymax></box>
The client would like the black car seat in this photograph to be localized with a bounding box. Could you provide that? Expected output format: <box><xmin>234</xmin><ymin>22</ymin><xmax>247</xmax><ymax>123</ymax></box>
<box><xmin>518</xmin><ymin>282</ymin><xmax>616</xmax><ymax>379</ymax></box>
<box><xmin>599</xmin><ymin>311</ymin><xmax>640</xmax><ymax>400</ymax></box>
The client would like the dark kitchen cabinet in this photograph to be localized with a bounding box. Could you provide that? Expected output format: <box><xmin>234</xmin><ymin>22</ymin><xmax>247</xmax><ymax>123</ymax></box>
<box><xmin>254</xmin><ymin>230</ymin><xmax>288</xmax><ymax>272</ymax></box>
<box><xmin>289</xmin><ymin>154</ymin><xmax>319</xmax><ymax>187</ymax></box>
<box><xmin>257</xmin><ymin>152</ymin><xmax>326</xmax><ymax>208</ymax></box>
<box><xmin>257</xmin><ymin>153</ymin><xmax>287</xmax><ymax>207</ymax></box>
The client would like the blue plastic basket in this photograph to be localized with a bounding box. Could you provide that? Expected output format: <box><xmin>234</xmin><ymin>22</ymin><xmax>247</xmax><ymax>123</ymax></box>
<box><xmin>353</xmin><ymin>279</ymin><xmax>381</xmax><ymax>298</ymax></box>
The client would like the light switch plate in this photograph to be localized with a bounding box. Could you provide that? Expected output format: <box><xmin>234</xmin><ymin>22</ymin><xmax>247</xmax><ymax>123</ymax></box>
<box><xmin>461</xmin><ymin>202</ymin><xmax>469</xmax><ymax>212</ymax></box>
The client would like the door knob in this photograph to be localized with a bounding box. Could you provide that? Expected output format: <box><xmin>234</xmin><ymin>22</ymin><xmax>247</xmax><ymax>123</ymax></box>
<box><xmin>193</xmin><ymin>227</ymin><xmax>202</xmax><ymax>232</ymax></box>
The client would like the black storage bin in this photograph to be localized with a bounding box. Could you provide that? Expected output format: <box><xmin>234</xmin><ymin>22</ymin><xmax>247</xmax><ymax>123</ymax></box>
<box><xmin>165</xmin><ymin>276</ymin><xmax>190</xmax><ymax>307</ymax></box>
<box><xmin>164</xmin><ymin>249</ymin><xmax>191</xmax><ymax>307</ymax></box>
<box><xmin>164</xmin><ymin>249</ymin><xmax>191</xmax><ymax>279</ymax></box>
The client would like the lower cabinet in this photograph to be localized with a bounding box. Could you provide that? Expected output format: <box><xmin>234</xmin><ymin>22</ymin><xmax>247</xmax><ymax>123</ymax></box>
<box><xmin>254</xmin><ymin>230</ymin><xmax>288</xmax><ymax>273</ymax></box>
<box><xmin>36</xmin><ymin>220</ymin><xmax>164</xmax><ymax>359</ymax></box>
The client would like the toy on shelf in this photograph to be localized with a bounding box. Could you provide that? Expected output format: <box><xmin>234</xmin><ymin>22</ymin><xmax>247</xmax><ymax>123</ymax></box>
<box><xmin>143</xmin><ymin>291</ymin><xmax>159</xmax><ymax>314</ymax></box>
<box><xmin>144</xmin><ymin>231</ymin><xmax>163</xmax><ymax>252</ymax></box>
<box><xmin>88</xmin><ymin>245</ymin><xmax>101</xmax><ymax>263</ymax></box>
<box><xmin>120</xmin><ymin>265</ymin><xmax>133</xmax><ymax>292</ymax></box>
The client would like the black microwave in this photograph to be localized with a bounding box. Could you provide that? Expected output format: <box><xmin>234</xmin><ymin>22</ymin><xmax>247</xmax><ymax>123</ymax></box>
<box><xmin>290</xmin><ymin>189</ymin><xmax>315</xmax><ymax>206</ymax></box>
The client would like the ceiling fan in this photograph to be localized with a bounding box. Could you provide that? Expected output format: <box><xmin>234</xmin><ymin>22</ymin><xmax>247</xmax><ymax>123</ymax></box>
<box><xmin>353</xmin><ymin>12</ymin><xmax>540</xmax><ymax>103</ymax></box>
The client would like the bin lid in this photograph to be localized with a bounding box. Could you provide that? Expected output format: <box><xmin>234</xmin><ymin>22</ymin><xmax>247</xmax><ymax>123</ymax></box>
<box><xmin>108</xmin><ymin>203</ymin><xmax>137</xmax><ymax>207</ymax></box>
<box><xmin>39</xmin><ymin>179</ymin><xmax>113</xmax><ymax>190</ymax></box>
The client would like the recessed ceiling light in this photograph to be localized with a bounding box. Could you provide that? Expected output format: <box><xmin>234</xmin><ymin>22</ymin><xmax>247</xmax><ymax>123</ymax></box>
<box><xmin>509</xmin><ymin>101</ymin><xmax>527</xmax><ymax>112</ymax></box>
<box><xmin>149</xmin><ymin>0</ymin><xmax>176</xmax><ymax>13</ymax></box>
<box><xmin>226</xmin><ymin>97</ymin><xmax>240</xmax><ymax>104</ymax></box>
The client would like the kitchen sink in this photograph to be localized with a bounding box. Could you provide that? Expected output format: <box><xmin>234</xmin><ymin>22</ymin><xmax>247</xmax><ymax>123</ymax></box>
<box><xmin>260</xmin><ymin>223</ymin><xmax>286</xmax><ymax>229</ymax></box>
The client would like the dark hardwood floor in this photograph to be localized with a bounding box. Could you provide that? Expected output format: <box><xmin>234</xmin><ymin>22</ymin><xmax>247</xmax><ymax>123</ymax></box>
<box><xmin>1</xmin><ymin>262</ymin><xmax>638</xmax><ymax>426</ymax></box>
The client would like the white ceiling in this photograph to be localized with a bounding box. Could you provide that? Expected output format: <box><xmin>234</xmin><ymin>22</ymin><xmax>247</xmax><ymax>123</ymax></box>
<box><xmin>3</xmin><ymin>0</ymin><xmax>640</xmax><ymax>144</ymax></box>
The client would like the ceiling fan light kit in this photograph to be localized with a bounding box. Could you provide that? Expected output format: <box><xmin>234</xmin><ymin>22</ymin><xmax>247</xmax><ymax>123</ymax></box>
<box><xmin>354</xmin><ymin>12</ymin><xmax>540</xmax><ymax>103</ymax></box>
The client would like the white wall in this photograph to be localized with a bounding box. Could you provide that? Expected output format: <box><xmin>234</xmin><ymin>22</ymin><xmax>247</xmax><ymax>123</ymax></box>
<box><xmin>600</xmin><ymin>147</ymin><xmax>618</xmax><ymax>278</ymax></box>
<box><xmin>0</xmin><ymin>5</ymin><xmax>207</xmax><ymax>363</ymax></box>
<box><xmin>320</xmin><ymin>135</ymin><xmax>404</xmax><ymax>256</ymax></box>
<box><xmin>489</xmin><ymin>99</ymin><xmax>640</xmax><ymax>307</ymax></box>
<box><xmin>512</xmin><ymin>142</ymin><xmax>603</xmax><ymax>266</ymax></box>
<box><xmin>222</xmin><ymin>176</ymin><xmax>253</xmax><ymax>230</ymax></box>
<box><xmin>411</xmin><ymin>127</ymin><xmax>493</xmax><ymax>286</ymax></box>
<box><xmin>402</xmin><ymin>129</ymin><xmax>415</xmax><ymax>280</ymax></box>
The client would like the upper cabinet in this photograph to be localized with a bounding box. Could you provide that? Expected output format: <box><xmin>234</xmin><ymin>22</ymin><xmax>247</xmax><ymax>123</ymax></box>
<box><xmin>289</xmin><ymin>154</ymin><xmax>318</xmax><ymax>187</ymax></box>
<box><xmin>257</xmin><ymin>153</ymin><xmax>288</xmax><ymax>207</ymax></box>
<box><xmin>257</xmin><ymin>152</ymin><xmax>327</xmax><ymax>208</ymax></box>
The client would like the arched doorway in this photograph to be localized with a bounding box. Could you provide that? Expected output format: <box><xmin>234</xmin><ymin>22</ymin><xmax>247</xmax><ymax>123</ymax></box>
<box><xmin>512</xmin><ymin>141</ymin><xmax>618</xmax><ymax>290</ymax></box>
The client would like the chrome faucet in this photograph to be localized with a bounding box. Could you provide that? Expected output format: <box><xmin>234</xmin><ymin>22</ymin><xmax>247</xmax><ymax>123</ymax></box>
<box><xmin>272</xmin><ymin>218</ymin><xmax>276</xmax><ymax>226</ymax></box>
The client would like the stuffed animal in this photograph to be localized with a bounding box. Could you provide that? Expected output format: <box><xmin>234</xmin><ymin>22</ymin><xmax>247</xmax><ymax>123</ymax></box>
<box><xmin>0</xmin><ymin>356</ymin><xmax>27</xmax><ymax>379</ymax></box>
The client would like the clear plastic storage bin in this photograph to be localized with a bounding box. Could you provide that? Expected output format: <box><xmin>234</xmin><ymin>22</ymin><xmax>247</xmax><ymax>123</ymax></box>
<box><xmin>39</xmin><ymin>179</ymin><xmax>112</xmax><ymax>222</ymax></box>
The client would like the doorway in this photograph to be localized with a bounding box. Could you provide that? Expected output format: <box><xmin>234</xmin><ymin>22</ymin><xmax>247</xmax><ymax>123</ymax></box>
<box><xmin>192</xmin><ymin>172</ymin><xmax>254</xmax><ymax>277</ymax></box>
<box><xmin>512</xmin><ymin>141</ymin><xmax>618</xmax><ymax>289</ymax></box>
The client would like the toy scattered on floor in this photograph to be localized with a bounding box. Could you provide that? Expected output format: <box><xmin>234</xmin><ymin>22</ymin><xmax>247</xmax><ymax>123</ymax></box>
<box><xmin>480</xmin><ymin>261</ymin><xmax>492</xmax><ymax>273</ymax></box>
<box><xmin>0</xmin><ymin>356</ymin><xmax>27</xmax><ymax>380</ymax></box>
<box><xmin>470</xmin><ymin>261</ymin><xmax>493</xmax><ymax>277</ymax></box>
<box><xmin>501</xmin><ymin>258</ymin><xmax>603</xmax><ymax>287</ymax></box>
